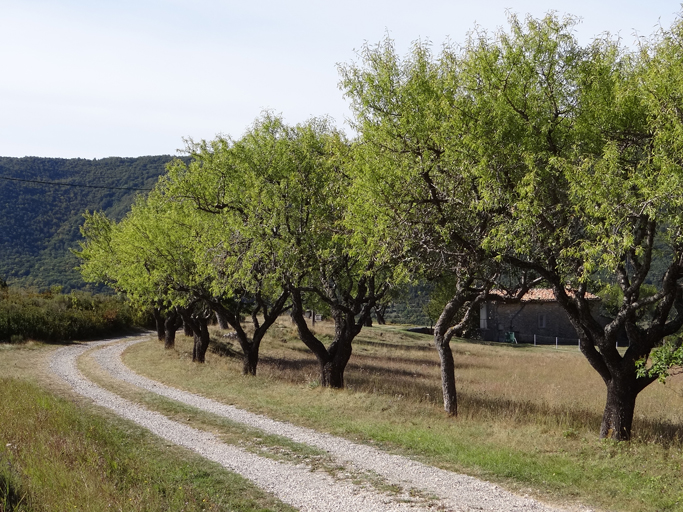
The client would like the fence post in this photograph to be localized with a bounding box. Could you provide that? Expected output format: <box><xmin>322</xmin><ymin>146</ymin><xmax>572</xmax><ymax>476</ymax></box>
<box><xmin>555</xmin><ymin>337</ymin><xmax>558</xmax><ymax>349</ymax></box>
<box><xmin>578</xmin><ymin>339</ymin><xmax>580</xmax><ymax>351</ymax></box>
<box><xmin>534</xmin><ymin>334</ymin><xmax>536</xmax><ymax>346</ymax></box>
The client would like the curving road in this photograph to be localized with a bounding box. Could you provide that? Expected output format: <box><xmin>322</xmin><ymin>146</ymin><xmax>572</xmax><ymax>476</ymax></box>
<box><xmin>50</xmin><ymin>334</ymin><xmax>581</xmax><ymax>512</ymax></box>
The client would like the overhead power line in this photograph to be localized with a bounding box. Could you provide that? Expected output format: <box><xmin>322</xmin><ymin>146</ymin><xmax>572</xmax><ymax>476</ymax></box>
<box><xmin>0</xmin><ymin>175</ymin><xmax>153</xmax><ymax>191</ymax></box>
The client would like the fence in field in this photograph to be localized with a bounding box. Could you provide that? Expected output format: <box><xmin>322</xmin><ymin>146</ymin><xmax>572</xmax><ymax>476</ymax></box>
<box><xmin>510</xmin><ymin>332</ymin><xmax>623</xmax><ymax>349</ymax></box>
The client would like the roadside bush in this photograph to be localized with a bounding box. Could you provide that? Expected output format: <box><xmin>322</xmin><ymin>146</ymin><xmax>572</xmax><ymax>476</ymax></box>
<box><xmin>0</xmin><ymin>287</ymin><xmax>136</xmax><ymax>343</ymax></box>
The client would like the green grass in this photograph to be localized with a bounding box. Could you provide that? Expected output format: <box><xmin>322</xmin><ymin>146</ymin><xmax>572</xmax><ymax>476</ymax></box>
<box><xmin>120</xmin><ymin>319</ymin><xmax>683</xmax><ymax>512</ymax></box>
<box><xmin>0</xmin><ymin>375</ymin><xmax>295</xmax><ymax>512</ymax></box>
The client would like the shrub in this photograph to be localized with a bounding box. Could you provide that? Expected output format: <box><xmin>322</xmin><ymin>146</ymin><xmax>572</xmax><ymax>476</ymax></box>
<box><xmin>0</xmin><ymin>287</ymin><xmax>137</xmax><ymax>343</ymax></box>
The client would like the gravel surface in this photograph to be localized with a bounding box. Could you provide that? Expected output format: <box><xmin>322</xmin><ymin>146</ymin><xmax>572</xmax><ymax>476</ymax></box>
<box><xmin>51</xmin><ymin>338</ymin><xmax>433</xmax><ymax>512</ymax></box>
<box><xmin>51</xmin><ymin>334</ymin><xmax>582</xmax><ymax>512</ymax></box>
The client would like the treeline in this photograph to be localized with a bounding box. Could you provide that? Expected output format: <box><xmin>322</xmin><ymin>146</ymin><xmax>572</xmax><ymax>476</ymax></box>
<box><xmin>0</xmin><ymin>155</ymin><xmax>180</xmax><ymax>291</ymax></box>
<box><xmin>77</xmin><ymin>12</ymin><xmax>683</xmax><ymax>443</ymax></box>
<box><xmin>0</xmin><ymin>282</ymin><xmax>138</xmax><ymax>343</ymax></box>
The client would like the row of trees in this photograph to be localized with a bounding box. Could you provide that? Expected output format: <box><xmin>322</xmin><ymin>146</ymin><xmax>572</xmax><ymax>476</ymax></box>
<box><xmin>78</xmin><ymin>12</ymin><xmax>683</xmax><ymax>441</ymax></box>
<box><xmin>78</xmin><ymin>116</ymin><xmax>389</xmax><ymax>387</ymax></box>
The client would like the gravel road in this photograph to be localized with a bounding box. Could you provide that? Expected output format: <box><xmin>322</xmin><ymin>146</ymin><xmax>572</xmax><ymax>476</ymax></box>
<box><xmin>50</xmin><ymin>334</ymin><xmax>581</xmax><ymax>512</ymax></box>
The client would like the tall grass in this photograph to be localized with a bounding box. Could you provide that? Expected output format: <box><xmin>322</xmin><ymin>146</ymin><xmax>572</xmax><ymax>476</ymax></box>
<box><xmin>0</xmin><ymin>286</ymin><xmax>137</xmax><ymax>343</ymax></box>
<box><xmin>122</xmin><ymin>318</ymin><xmax>683</xmax><ymax>511</ymax></box>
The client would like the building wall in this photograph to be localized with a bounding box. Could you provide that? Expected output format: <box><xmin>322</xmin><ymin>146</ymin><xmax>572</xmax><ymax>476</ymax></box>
<box><xmin>479</xmin><ymin>301</ymin><xmax>583</xmax><ymax>344</ymax></box>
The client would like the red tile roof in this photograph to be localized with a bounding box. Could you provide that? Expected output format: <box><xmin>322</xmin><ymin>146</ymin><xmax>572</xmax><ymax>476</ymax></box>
<box><xmin>489</xmin><ymin>288</ymin><xmax>599</xmax><ymax>302</ymax></box>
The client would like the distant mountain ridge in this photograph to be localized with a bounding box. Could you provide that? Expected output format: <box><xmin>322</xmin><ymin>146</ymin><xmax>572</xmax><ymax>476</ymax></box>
<box><xmin>0</xmin><ymin>155</ymin><xmax>180</xmax><ymax>291</ymax></box>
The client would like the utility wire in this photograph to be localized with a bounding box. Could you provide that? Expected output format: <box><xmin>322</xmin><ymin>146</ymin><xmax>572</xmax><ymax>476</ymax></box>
<box><xmin>0</xmin><ymin>175</ymin><xmax>153</xmax><ymax>191</ymax></box>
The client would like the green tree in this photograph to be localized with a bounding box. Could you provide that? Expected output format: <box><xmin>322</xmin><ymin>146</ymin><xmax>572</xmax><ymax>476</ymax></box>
<box><xmin>168</xmin><ymin>114</ymin><xmax>391</xmax><ymax>388</ymax></box>
<box><xmin>161</xmin><ymin>127</ymin><xmax>293</xmax><ymax>375</ymax></box>
<box><xmin>77</xmin><ymin>193</ymin><xmax>208</xmax><ymax>354</ymax></box>
<box><xmin>340</xmin><ymin>36</ymin><xmax>538</xmax><ymax>415</ymax></box>
<box><xmin>474</xmin><ymin>13</ymin><xmax>683</xmax><ymax>440</ymax></box>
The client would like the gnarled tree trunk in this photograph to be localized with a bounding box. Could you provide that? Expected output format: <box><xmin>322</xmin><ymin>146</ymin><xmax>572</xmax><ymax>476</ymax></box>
<box><xmin>192</xmin><ymin>317</ymin><xmax>211</xmax><ymax>363</ymax></box>
<box><xmin>163</xmin><ymin>310</ymin><xmax>178</xmax><ymax>349</ymax></box>
<box><xmin>178</xmin><ymin>308</ymin><xmax>211</xmax><ymax>363</ymax></box>
<box><xmin>207</xmin><ymin>290</ymin><xmax>289</xmax><ymax>376</ymax></box>
<box><xmin>182</xmin><ymin>317</ymin><xmax>193</xmax><ymax>336</ymax></box>
<box><xmin>600</xmin><ymin>374</ymin><xmax>638</xmax><ymax>440</ymax></box>
<box><xmin>434</xmin><ymin>333</ymin><xmax>457</xmax><ymax>416</ymax></box>
<box><xmin>215</xmin><ymin>310</ymin><xmax>230</xmax><ymax>330</ymax></box>
<box><xmin>242</xmin><ymin>343</ymin><xmax>260</xmax><ymax>375</ymax></box>
<box><xmin>319</xmin><ymin>347</ymin><xmax>353</xmax><ymax>388</ymax></box>
<box><xmin>375</xmin><ymin>304</ymin><xmax>387</xmax><ymax>325</ymax></box>
<box><xmin>152</xmin><ymin>308</ymin><xmax>165</xmax><ymax>341</ymax></box>
<box><xmin>432</xmin><ymin>293</ymin><xmax>467</xmax><ymax>416</ymax></box>
<box><xmin>290</xmin><ymin>289</ymin><xmax>363</xmax><ymax>389</ymax></box>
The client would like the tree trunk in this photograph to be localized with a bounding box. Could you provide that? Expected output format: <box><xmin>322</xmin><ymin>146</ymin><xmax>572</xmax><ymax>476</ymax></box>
<box><xmin>432</xmin><ymin>292</ymin><xmax>467</xmax><ymax>417</ymax></box>
<box><xmin>183</xmin><ymin>317</ymin><xmax>193</xmax><ymax>336</ymax></box>
<box><xmin>290</xmin><ymin>290</ymin><xmax>355</xmax><ymax>389</ymax></box>
<box><xmin>600</xmin><ymin>373</ymin><xmax>638</xmax><ymax>441</ymax></box>
<box><xmin>163</xmin><ymin>311</ymin><xmax>177</xmax><ymax>349</ymax></box>
<box><xmin>215</xmin><ymin>310</ymin><xmax>230</xmax><ymax>330</ymax></box>
<box><xmin>375</xmin><ymin>306</ymin><xmax>386</xmax><ymax>325</ymax></box>
<box><xmin>434</xmin><ymin>333</ymin><xmax>457</xmax><ymax>416</ymax></box>
<box><xmin>152</xmin><ymin>308</ymin><xmax>165</xmax><ymax>341</ymax></box>
<box><xmin>192</xmin><ymin>317</ymin><xmax>211</xmax><ymax>363</ymax></box>
<box><xmin>364</xmin><ymin>315</ymin><xmax>373</xmax><ymax>327</ymax></box>
<box><xmin>319</xmin><ymin>311</ymin><xmax>355</xmax><ymax>389</ymax></box>
<box><xmin>242</xmin><ymin>343</ymin><xmax>259</xmax><ymax>375</ymax></box>
<box><xmin>321</xmin><ymin>360</ymin><xmax>346</xmax><ymax>388</ymax></box>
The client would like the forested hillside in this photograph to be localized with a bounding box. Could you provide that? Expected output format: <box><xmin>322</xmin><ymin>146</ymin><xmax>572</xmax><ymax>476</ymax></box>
<box><xmin>0</xmin><ymin>156</ymin><xmax>178</xmax><ymax>291</ymax></box>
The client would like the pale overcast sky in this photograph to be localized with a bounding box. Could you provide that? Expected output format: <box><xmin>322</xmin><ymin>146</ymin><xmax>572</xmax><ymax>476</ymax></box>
<box><xmin>1</xmin><ymin>0</ymin><xmax>681</xmax><ymax>158</ymax></box>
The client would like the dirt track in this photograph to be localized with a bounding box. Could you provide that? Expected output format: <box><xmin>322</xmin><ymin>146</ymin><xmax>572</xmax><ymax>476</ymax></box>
<box><xmin>50</xmin><ymin>334</ymin><xmax>583</xmax><ymax>512</ymax></box>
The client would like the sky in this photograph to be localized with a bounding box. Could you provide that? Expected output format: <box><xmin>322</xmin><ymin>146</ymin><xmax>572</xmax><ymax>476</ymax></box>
<box><xmin>1</xmin><ymin>0</ymin><xmax>681</xmax><ymax>159</ymax></box>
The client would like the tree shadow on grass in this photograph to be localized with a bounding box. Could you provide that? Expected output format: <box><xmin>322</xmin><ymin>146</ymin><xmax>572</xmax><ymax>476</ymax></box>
<box><xmin>209</xmin><ymin>337</ymin><xmax>683</xmax><ymax>446</ymax></box>
<box><xmin>0</xmin><ymin>462</ymin><xmax>29</xmax><ymax>511</ymax></box>
<box><xmin>260</xmin><ymin>355</ymin><xmax>318</xmax><ymax>372</ymax></box>
<box><xmin>459</xmin><ymin>393</ymin><xmax>683</xmax><ymax>445</ymax></box>
<box><xmin>353</xmin><ymin>339</ymin><xmax>433</xmax><ymax>351</ymax></box>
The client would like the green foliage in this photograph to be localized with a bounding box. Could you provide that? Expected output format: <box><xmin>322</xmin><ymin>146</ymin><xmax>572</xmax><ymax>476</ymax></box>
<box><xmin>163</xmin><ymin>113</ymin><xmax>353</xmax><ymax>299</ymax></box>
<box><xmin>340</xmin><ymin>10</ymin><xmax>683</xmax><ymax>434</ymax></box>
<box><xmin>383</xmin><ymin>281</ymin><xmax>435</xmax><ymax>326</ymax></box>
<box><xmin>0</xmin><ymin>286</ymin><xmax>136</xmax><ymax>343</ymax></box>
<box><xmin>636</xmin><ymin>340</ymin><xmax>683</xmax><ymax>383</ymax></box>
<box><xmin>596</xmin><ymin>283</ymin><xmax>659</xmax><ymax>320</ymax></box>
<box><xmin>0</xmin><ymin>156</ymin><xmax>180</xmax><ymax>292</ymax></box>
<box><xmin>340</xmin><ymin>35</ymin><xmax>483</xmax><ymax>279</ymax></box>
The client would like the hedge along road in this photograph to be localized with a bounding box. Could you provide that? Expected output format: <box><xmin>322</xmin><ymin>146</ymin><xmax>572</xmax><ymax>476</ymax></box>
<box><xmin>50</xmin><ymin>334</ymin><xmax>575</xmax><ymax>512</ymax></box>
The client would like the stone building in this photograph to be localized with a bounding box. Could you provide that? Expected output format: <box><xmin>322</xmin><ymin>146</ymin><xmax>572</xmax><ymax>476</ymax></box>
<box><xmin>478</xmin><ymin>288</ymin><xmax>600</xmax><ymax>345</ymax></box>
